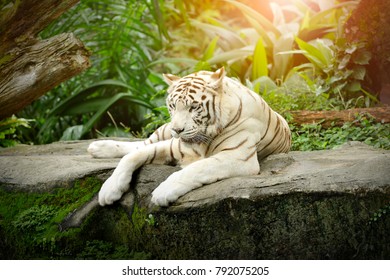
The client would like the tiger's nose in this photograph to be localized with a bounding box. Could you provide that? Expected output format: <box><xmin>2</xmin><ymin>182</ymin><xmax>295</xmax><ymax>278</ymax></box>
<box><xmin>172</xmin><ymin>127</ymin><xmax>184</xmax><ymax>136</ymax></box>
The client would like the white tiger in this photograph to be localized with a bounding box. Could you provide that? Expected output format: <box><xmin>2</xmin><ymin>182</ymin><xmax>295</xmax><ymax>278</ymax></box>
<box><xmin>88</xmin><ymin>67</ymin><xmax>291</xmax><ymax>207</ymax></box>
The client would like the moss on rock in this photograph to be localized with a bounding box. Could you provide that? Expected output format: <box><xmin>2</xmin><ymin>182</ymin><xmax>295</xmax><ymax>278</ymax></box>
<box><xmin>0</xmin><ymin>176</ymin><xmax>148</xmax><ymax>259</ymax></box>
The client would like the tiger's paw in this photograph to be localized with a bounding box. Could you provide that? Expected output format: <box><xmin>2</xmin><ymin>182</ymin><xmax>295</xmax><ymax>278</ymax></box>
<box><xmin>88</xmin><ymin>140</ymin><xmax>133</xmax><ymax>158</ymax></box>
<box><xmin>88</xmin><ymin>140</ymin><xmax>118</xmax><ymax>158</ymax></box>
<box><xmin>151</xmin><ymin>185</ymin><xmax>180</xmax><ymax>207</ymax></box>
<box><xmin>151</xmin><ymin>177</ymin><xmax>191</xmax><ymax>207</ymax></box>
<box><xmin>98</xmin><ymin>174</ymin><xmax>128</xmax><ymax>206</ymax></box>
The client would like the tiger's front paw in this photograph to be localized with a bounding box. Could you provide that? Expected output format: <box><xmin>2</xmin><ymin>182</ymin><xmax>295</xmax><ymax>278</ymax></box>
<box><xmin>151</xmin><ymin>176</ymin><xmax>191</xmax><ymax>207</ymax></box>
<box><xmin>98</xmin><ymin>174</ymin><xmax>129</xmax><ymax>206</ymax></box>
<box><xmin>88</xmin><ymin>140</ymin><xmax>119</xmax><ymax>158</ymax></box>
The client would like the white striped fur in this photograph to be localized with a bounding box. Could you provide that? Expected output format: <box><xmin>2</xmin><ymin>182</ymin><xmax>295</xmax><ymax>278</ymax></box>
<box><xmin>88</xmin><ymin>67</ymin><xmax>291</xmax><ymax>206</ymax></box>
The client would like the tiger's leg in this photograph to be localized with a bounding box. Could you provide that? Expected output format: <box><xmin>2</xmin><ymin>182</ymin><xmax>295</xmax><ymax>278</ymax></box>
<box><xmin>151</xmin><ymin>133</ymin><xmax>261</xmax><ymax>206</ymax></box>
<box><xmin>87</xmin><ymin>123</ymin><xmax>172</xmax><ymax>158</ymax></box>
<box><xmin>98</xmin><ymin>137</ymin><xmax>188</xmax><ymax>206</ymax></box>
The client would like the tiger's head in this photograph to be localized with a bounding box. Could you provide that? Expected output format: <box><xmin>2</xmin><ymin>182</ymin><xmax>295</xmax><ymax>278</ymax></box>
<box><xmin>163</xmin><ymin>67</ymin><xmax>226</xmax><ymax>144</ymax></box>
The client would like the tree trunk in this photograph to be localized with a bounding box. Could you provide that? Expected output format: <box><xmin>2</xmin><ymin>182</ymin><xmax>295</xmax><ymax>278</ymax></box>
<box><xmin>0</xmin><ymin>0</ymin><xmax>90</xmax><ymax>119</ymax></box>
<box><xmin>289</xmin><ymin>107</ymin><xmax>390</xmax><ymax>127</ymax></box>
<box><xmin>345</xmin><ymin>0</ymin><xmax>390</xmax><ymax>104</ymax></box>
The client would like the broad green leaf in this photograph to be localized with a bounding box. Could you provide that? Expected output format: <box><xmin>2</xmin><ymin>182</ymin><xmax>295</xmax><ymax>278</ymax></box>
<box><xmin>295</xmin><ymin>37</ymin><xmax>331</xmax><ymax>69</ymax></box>
<box><xmin>252</xmin><ymin>37</ymin><xmax>268</xmax><ymax>80</ymax></box>
<box><xmin>59</xmin><ymin>98</ymin><xmax>109</xmax><ymax>115</ymax></box>
<box><xmin>191</xmin><ymin>20</ymin><xmax>246</xmax><ymax>50</ymax></box>
<box><xmin>314</xmin><ymin>39</ymin><xmax>333</xmax><ymax>66</ymax></box>
<box><xmin>252</xmin><ymin>76</ymin><xmax>278</xmax><ymax>93</ymax></box>
<box><xmin>353</xmin><ymin>50</ymin><xmax>371</xmax><ymax>65</ymax></box>
<box><xmin>300</xmin><ymin>10</ymin><xmax>311</xmax><ymax>31</ymax></box>
<box><xmin>298</xmin><ymin>26</ymin><xmax>335</xmax><ymax>43</ymax></box>
<box><xmin>148</xmin><ymin>57</ymin><xmax>198</xmax><ymax>67</ymax></box>
<box><xmin>195</xmin><ymin>61</ymin><xmax>212</xmax><ymax>72</ymax></box>
<box><xmin>269</xmin><ymin>2</ymin><xmax>285</xmax><ymax>26</ymax></box>
<box><xmin>61</xmin><ymin>125</ymin><xmax>84</xmax><ymax>141</ymax></box>
<box><xmin>310</xmin><ymin>1</ymin><xmax>358</xmax><ymax>27</ymax></box>
<box><xmin>50</xmin><ymin>79</ymin><xmax>140</xmax><ymax>116</ymax></box>
<box><xmin>271</xmin><ymin>35</ymin><xmax>294</xmax><ymax>80</ymax></box>
<box><xmin>80</xmin><ymin>92</ymin><xmax>152</xmax><ymax>137</ymax></box>
<box><xmin>0</xmin><ymin>115</ymin><xmax>30</xmax><ymax>129</ymax></box>
<box><xmin>208</xmin><ymin>48</ymin><xmax>253</xmax><ymax>65</ymax></box>
<box><xmin>225</xmin><ymin>0</ymin><xmax>277</xmax><ymax>47</ymax></box>
<box><xmin>243</xmin><ymin>17</ymin><xmax>273</xmax><ymax>47</ymax></box>
<box><xmin>346</xmin><ymin>81</ymin><xmax>361</xmax><ymax>92</ymax></box>
<box><xmin>226</xmin><ymin>0</ymin><xmax>281</xmax><ymax>37</ymax></box>
<box><xmin>290</xmin><ymin>0</ymin><xmax>314</xmax><ymax>15</ymax></box>
<box><xmin>202</xmin><ymin>36</ymin><xmax>219</xmax><ymax>61</ymax></box>
<box><xmin>338</xmin><ymin>54</ymin><xmax>351</xmax><ymax>70</ymax></box>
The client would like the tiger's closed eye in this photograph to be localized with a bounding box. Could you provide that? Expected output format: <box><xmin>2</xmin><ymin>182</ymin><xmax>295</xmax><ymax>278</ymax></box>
<box><xmin>188</xmin><ymin>104</ymin><xmax>199</xmax><ymax>113</ymax></box>
<box><xmin>190</xmin><ymin>103</ymin><xmax>200</xmax><ymax>110</ymax></box>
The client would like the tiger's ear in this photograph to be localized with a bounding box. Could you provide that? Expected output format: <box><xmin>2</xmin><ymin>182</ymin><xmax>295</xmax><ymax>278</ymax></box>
<box><xmin>163</xmin><ymin>73</ymin><xmax>181</xmax><ymax>86</ymax></box>
<box><xmin>209</xmin><ymin>67</ymin><xmax>225</xmax><ymax>89</ymax></box>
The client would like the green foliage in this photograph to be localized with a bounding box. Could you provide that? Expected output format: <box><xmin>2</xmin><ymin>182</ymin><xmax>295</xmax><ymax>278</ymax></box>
<box><xmin>246</xmin><ymin>75</ymin><xmax>338</xmax><ymax>114</ymax></box>
<box><xmin>290</xmin><ymin>114</ymin><xmax>390</xmax><ymax>151</ymax></box>
<box><xmin>76</xmin><ymin>240</ymin><xmax>150</xmax><ymax>260</ymax></box>
<box><xmin>0</xmin><ymin>116</ymin><xmax>32</xmax><ymax>147</ymax></box>
<box><xmin>187</xmin><ymin>0</ymin><xmax>357</xmax><ymax>80</ymax></box>
<box><xmin>286</xmin><ymin>37</ymin><xmax>374</xmax><ymax>105</ymax></box>
<box><xmin>345</xmin><ymin>0</ymin><xmax>390</xmax><ymax>67</ymax></box>
<box><xmin>161</xmin><ymin>0</ymin><xmax>373</xmax><ymax>109</ymax></box>
<box><xmin>0</xmin><ymin>176</ymin><xmax>152</xmax><ymax>259</ymax></box>
<box><xmin>369</xmin><ymin>202</ymin><xmax>390</xmax><ymax>225</ymax></box>
<box><xmin>13</xmin><ymin>0</ymin><xmax>381</xmax><ymax>144</ymax></box>
<box><xmin>19</xmin><ymin>0</ymin><xmax>170</xmax><ymax>143</ymax></box>
<box><xmin>13</xmin><ymin>205</ymin><xmax>57</xmax><ymax>233</ymax></box>
<box><xmin>141</xmin><ymin>106</ymin><xmax>170</xmax><ymax>137</ymax></box>
<box><xmin>0</xmin><ymin>177</ymin><xmax>101</xmax><ymax>258</ymax></box>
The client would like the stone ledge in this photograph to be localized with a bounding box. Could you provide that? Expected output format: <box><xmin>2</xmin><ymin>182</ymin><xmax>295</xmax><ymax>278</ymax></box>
<box><xmin>0</xmin><ymin>140</ymin><xmax>389</xmax><ymax>259</ymax></box>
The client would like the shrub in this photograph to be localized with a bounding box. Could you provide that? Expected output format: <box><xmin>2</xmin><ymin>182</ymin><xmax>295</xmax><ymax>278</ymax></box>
<box><xmin>290</xmin><ymin>114</ymin><xmax>390</xmax><ymax>151</ymax></box>
<box><xmin>0</xmin><ymin>116</ymin><xmax>32</xmax><ymax>147</ymax></box>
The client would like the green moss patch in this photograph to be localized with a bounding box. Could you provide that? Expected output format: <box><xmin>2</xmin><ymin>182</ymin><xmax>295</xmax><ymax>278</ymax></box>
<box><xmin>0</xmin><ymin>177</ymin><xmax>98</xmax><ymax>259</ymax></box>
<box><xmin>0</xmin><ymin>176</ymin><xmax>152</xmax><ymax>259</ymax></box>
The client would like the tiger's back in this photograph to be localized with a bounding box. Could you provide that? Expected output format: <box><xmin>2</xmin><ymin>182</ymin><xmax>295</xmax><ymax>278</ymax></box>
<box><xmin>192</xmin><ymin>71</ymin><xmax>291</xmax><ymax>161</ymax></box>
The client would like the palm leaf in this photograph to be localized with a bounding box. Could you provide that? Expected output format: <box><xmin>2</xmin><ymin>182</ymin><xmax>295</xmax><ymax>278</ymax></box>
<box><xmin>50</xmin><ymin>79</ymin><xmax>149</xmax><ymax>116</ymax></box>
<box><xmin>226</xmin><ymin>0</ymin><xmax>280</xmax><ymax>36</ymax></box>
<box><xmin>295</xmin><ymin>37</ymin><xmax>331</xmax><ymax>69</ymax></box>
<box><xmin>80</xmin><ymin>92</ymin><xmax>154</xmax><ymax>138</ymax></box>
<box><xmin>202</xmin><ymin>36</ymin><xmax>219</xmax><ymax>61</ymax></box>
<box><xmin>190</xmin><ymin>19</ymin><xmax>246</xmax><ymax>50</ymax></box>
<box><xmin>309</xmin><ymin>1</ymin><xmax>358</xmax><ymax>27</ymax></box>
<box><xmin>207</xmin><ymin>48</ymin><xmax>253</xmax><ymax>65</ymax></box>
<box><xmin>252</xmin><ymin>37</ymin><xmax>268</xmax><ymax>80</ymax></box>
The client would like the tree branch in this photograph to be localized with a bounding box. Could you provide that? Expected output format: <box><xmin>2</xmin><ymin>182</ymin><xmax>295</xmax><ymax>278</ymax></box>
<box><xmin>0</xmin><ymin>33</ymin><xmax>90</xmax><ymax>119</ymax></box>
<box><xmin>0</xmin><ymin>0</ymin><xmax>80</xmax><ymax>54</ymax></box>
<box><xmin>289</xmin><ymin>107</ymin><xmax>390</xmax><ymax>127</ymax></box>
<box><xmin>0</xmin><ymin>0</ymin><xmax>90</xmax><ymax>119</ymax></box>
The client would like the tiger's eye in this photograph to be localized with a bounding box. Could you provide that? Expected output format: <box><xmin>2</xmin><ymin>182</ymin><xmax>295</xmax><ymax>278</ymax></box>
<box><xmin>191</xmin><ymin>103</ymin><xmax>199</xmax><ymax>110</ymax></box>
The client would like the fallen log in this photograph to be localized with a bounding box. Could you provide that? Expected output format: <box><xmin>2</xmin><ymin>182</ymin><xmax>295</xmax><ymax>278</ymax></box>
<box><xmin>289</xmin><ymin>107</ymin><xmax>390</xmax><ymax>127</ymax></box>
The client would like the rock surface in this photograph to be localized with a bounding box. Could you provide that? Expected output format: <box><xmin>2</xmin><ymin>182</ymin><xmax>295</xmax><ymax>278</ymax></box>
<box><xmin>0</xmin><ymin>140</ymin><xmax>389</xmax><ymax>259</ymax></box>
